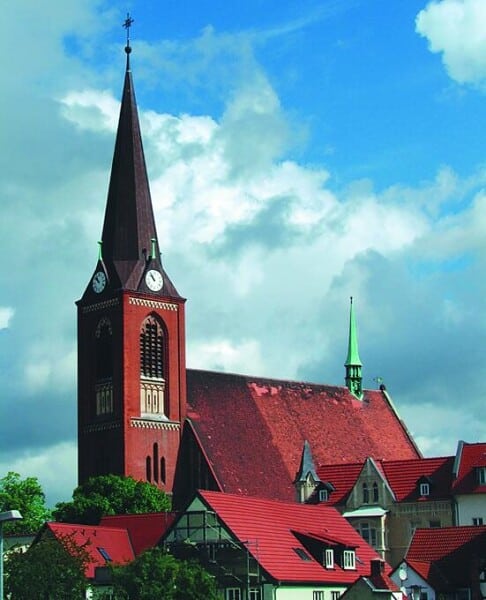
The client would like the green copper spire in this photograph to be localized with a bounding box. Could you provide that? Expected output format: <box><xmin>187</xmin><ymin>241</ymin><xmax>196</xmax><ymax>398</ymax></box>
<box><xmin>345</xmin><ymin>297</ymin><xmax>363</xmax><ymax>399</ymax></box>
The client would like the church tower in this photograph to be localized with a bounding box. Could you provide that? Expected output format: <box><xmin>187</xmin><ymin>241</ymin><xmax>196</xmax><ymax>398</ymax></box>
<box><xmin>77</xmin><ymin>25</ymin><xmax>186</xmax><ymax>494</ymax></box>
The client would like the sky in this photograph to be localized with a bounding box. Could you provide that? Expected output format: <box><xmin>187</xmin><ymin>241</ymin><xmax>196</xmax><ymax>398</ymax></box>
<box><xmin>0</xmin><ymin>0</ymin><xmax>485</xmax><ymax>507</ymax></box>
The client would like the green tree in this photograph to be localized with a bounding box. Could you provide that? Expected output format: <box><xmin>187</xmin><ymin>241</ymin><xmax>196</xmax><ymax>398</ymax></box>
<box><xmin>0</xmin><ymin>472</ymin><xmax>51</xmax><ymax>534</ymax></box>
<box><xmin>4</xmin><ymin>533</ymin><xmax>90</xmax><ymax>599</ymax></box>
<box><xmin>111</xmin><ymin>547</ymin><xmax>219</xmax><ymax>600</ymax></box>
<box><xmin>53</xmin><ymin>475</ymin><xmax>171</xmax><ymax>524</ymax></box>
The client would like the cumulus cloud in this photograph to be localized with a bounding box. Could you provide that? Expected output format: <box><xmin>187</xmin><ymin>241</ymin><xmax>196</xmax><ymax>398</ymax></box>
<box><xmin>0</xmin><ymin>307</ymin><xmax>14</xmax><ymax>330</ymax></box>
<box><xmin>416</xmin><ymin>0</ymin><xmax>486</xmax><ymax>86</ymax></box>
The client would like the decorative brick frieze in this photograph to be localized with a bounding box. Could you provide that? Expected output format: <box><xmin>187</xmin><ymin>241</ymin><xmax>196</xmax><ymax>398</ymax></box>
<box><xmin>128</xmin><ymin>297</ymin><xmax>178</xmax><ymax>311</ymax></box>
<box><xmin>131</xmin><ymin>418</ymin><xmax>180</xmax><ymax>431</ymax></box>
<box><xmin>82</xmin><ymin>298</ymin><xmax>119</xmax><ymax>313</ymax></box>
<box><xmin>82</xmin><ymin>420</ymin><xmax>122</xmax><ymax>433</ymax></box>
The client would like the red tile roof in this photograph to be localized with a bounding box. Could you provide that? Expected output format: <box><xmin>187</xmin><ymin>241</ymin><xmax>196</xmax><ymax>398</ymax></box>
<box><xmin>186</xmin><ymin>369</ymin><xmax>420</xmax><ymax>502</ymax></box>
<box><xmin>452</xmin><ymin>441</ymin><xmax>486</xmax><ymax>495</ymax></box>
<box><xmin>317</xmin><ymin>456</ymin><xmax>454</xmax><ymax>505</ymax></box>
<box><xmin>196</xmin><ymin>490</ymin><xmax>385</xmax><ymax>584</ymax></box>
<box><xmin>43</xmin><ymin>522</ymin><xmax>134</xmax><ymax>579</ymax></box>
<box><xmin>99</xmin><ymin>512</ymin><xmax>176</xmax><ymax>556</ymax></box>
<box><xmin>406</xmin><ymin>526</ymin><xmax>486</xmax><ymax>588</ymax></box>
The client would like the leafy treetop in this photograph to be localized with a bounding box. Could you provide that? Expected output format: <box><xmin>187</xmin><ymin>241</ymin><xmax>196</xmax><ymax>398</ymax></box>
<box><xmin>53</xmin><ymin>474</ymin><xmax>171</xmax><ymax>524</ymax></box>
<box><xmin>0</xmin><ymin>472</ymin><xmax>51</xmax><ymax>534</ymax></box>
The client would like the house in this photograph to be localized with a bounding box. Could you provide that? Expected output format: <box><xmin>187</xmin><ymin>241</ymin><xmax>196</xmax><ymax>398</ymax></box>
<box><xmin>35</xmin><ymin>522</ymin><xmax>135</xmax><ymax>596</ymax></box>
<box><xmin>160</xmin><ymin>489</ymin><xmax>390</xmax><ymax>599</ymax></box>
<box><xmin>75</xmin><ymin>39</ymin><xmax>422</xmax><ymax>505</ymax></box>
<box><xmin>452</xmin><ymin>441</ymin><xmax>486</xmax><ymax>527</ymax></box>
<box><xmin>340</xmin><ymin>558</ymin><xmax>403</xmax><ymax>599</ymax></box>
<box><xmin>301</xmin><ymin>452</ymin><xmax>455</xmax><ymax>566</ymax></box>
<box><xmin>390</xmin><ymin>525</ymin><xmax>486</xmax><ymax>600</ymax></box>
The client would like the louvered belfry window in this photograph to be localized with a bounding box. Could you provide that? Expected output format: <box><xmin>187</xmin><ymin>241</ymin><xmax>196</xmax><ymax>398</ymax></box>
<box><xmin>140</xmin><ymin>316</ymin><xmax>164</xmax><ymax>379</ymax></box>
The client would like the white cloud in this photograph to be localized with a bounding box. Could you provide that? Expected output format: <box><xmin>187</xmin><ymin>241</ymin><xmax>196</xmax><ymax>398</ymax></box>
<box><xmin>59</xmin><ymin>90</ymin><xmax>120</xmax><ymax>132</ymax></box>
<box><xmin>0</xmin><ymin>307</ymin><xmax>14</xmax><ymax>330</ymax></box>
<box><xmin>188</xmin><ymin>338</ymin><xmax>264</xmax><ymax>375</ymax></box>
<box><xmin>416</xmin><ymin>0</ymin><xmax>486</xmax><ymax>85</ymax></box>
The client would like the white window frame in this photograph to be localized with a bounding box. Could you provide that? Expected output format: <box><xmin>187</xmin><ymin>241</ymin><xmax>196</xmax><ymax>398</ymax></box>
<box><xmin>473</xmin><ymin>517</ymin><xmax>484</xmax><ymax>526</ymax></box>
<box><xmin>419</xmin><ymin>482</ymin><xmax>430</xmax><ymax>496</ymax></box>
<box><xmin>331</xmin><ymin>592</ymin><xmax>341</xmax><ymax>600</ymax></box>
<box><xmin>343</xmin><ymin>550</ymin><xmax>356</xmax><ymax>569</ymax></box>
<box><xmin>249</xmin><ymin>589</ymin><xmax>261</xmax><ymax>600</ymax></box>
<box><xmin>313</xmin><ymin>592</ymin><xmax>324</xmax><ymax>600</ymax></box>
<box><xmin>324</xmin><ymin>548</ymin><xmax>334</xmax><ymax>568</ymax></box>
<box><xmin>226</xmin><ymin>588</ymin><xmax>241</xmax><ymax>600</ymax></box>
<box><xmin>319</xmin><ymin>489</ymin><xmax>329</xmax><ymax>502</ymax></box>
<box><xmin>478</xmin><ymin>467</ymin><xmax>486</xmax><ymax>485</ymax></box>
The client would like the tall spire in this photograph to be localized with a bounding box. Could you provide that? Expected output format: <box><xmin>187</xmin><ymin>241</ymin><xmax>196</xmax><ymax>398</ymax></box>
<box><xmin>345</xmin><ymin>297</ymin><xmax>363</xmax><ymax>399</ymax></box>
<box><xmin>99</xmin><ymin>16</ymin><xmax>179</xmax><ymax>297</ymax></box>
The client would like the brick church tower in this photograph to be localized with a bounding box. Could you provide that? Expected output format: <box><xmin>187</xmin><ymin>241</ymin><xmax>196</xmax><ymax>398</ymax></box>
<box><xmin>76</xmin><ymin>39</ymin><xmax>186</xmax><ymax>494</ymax></box>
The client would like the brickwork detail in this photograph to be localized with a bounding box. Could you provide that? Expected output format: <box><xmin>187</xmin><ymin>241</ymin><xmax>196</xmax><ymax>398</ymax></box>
<box><xmin>129</xmin><ymin>297</ymin><xmax>178</xmax><ymax>311</ymax></box>
<box><xmin>82</xmin><ymin>420</ymin><xmax>122</xmax><ymax>433</ymax></box>
<box><xmin>82</xmin><ymin>298</ymin><xmax>119</xmax><ymax>313</ymax></box>
<box><xmin>131</xmin><ymin>418</ymin><xmax>180</xmax><ymax>431</ymax></box>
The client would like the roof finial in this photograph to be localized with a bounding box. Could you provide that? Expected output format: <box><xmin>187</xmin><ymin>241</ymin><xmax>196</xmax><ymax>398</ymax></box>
<box><xmin>345</xmin><ymin>296</ymin><xmax>363</xmax><ymax>399</ymax></box>
<box><xmin>123</xmin><ymin>13</ymin><xmax>134</xmax><ymax>70</ymax></box>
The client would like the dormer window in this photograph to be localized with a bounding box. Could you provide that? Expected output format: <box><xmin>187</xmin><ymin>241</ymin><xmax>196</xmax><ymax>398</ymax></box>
<box><xmin>324</xmin><ymin>548</ymin><xmax>334</xmax><ymax>569</ymax></box>
<box><xmin>419</xmin><ymin>482</ymin><xmax>430</xmax><ymax>496</ymax></box>
<box><xmin>477</xmin><ymin>467</ymin><xmax>486</xmax><ymax>485</ymax></box>
<box><xmin>319</xmin><ymin>489</ymin><xmax>329</xmax><ymax>502</ymax></box>
<box><xmin>342</xmin><ymin>550</ymin><xmax>356</xmax><ymax>569</ymax></box>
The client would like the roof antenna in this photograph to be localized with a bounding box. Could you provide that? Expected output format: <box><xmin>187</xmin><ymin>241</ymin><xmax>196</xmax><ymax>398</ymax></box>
<box><xmin>123</xmin><ymin>13</ymin><xmax>134</xmax><ymax>71</ymax></box>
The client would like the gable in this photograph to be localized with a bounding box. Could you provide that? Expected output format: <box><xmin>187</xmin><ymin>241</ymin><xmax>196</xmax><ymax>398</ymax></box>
<box><xmin>452</xmin><ymin>441</ymin><xmax>486</xmax><ymax>495</ymax></box>
<box><xmin>186</xmin><ymin>369</ymin><xmax>420</xmax><ymax>502</ymax></box>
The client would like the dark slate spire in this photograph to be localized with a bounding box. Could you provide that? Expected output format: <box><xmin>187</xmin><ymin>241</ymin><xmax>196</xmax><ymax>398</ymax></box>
<box><xmin>345</xmin><ymin>297</ymin><xmax>363</xmax><ymax>399</ymax></box>
<box><xmin>295</xmin><ymin>440</ymin><xmax>319</xmax><ymax>483</ymax></box>
<box><xmin>99</xmin><ymin>19</ymin><xmax>180</xmax><ymax>297</ymax></box>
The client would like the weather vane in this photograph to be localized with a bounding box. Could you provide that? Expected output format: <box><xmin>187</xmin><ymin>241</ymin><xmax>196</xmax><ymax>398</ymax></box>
<box><xmin>123</xmin><ymin>13</ymin><xmax>134</xmax><ymax>61</ymax></box>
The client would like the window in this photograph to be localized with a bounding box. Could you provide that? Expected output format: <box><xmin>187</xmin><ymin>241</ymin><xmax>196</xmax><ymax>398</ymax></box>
<box><xmin>342</xmin><ymin>550</ymin><xmax>356</xmax><ymax>569</ymax></box>
<box><xmin>429</xmin><ymin>519</ymin><xmax>441</xmax><ymax>528</ymax></box>
<box><xmin>419</xmin><ymin>482</ymin><xmax>430</xmax><ymax>496</ymax></box>
<box><xmin>473</xmin><ymin>517</ymin><xmax>484</xmax><ymax>526</ymax></box>
<box><xmin>319</xmin><ymin>489</ymin><xmax>329</xmax><ymax>502</ymax></box>
<box><xmin>331</xmin><ymin>592</ymin><xmax>341</xmax><ymax>600</ymax></box>
<box><xmin>249</xmin><ymin>590</ymin><xmax>261</xmax><ymax>600</ymax></box>
<box><xmin>313</xmin><ymin>592</ymin><xmax>324</xmax><ymax>600</ymax></box>
<box><xmin>362</xmin><ymin>482</ymin><xmax>369</xmax><ymax>504</ymax></box>
<box><xmin>226</xmin><ymin>588</ymin><xmax>241</xmax><ymax>600</ymax></box>
<box><xmin>97</xmin><ymin>547</ymin><xmax>112</xmax><ymax>562</ymax></box>
<box><xmin>357</xmin><ymin>522</ymin><xmax>377</xmax><ymax>547</ymax></box>
<box><xmin>140</xmin><ymin>315</ymin><xmax>164</xmax><ymax>379</ymax></box>
<box><xmin>372</xmin><ymin>481</ymin><xmax>379</xmax><ymax>503</ymax></box>
<box><xmin>324</xmin><ymin>548</ymin><xmax>334</xmax><ymax>568</ymax></box>
<box><xmin>478</xmin><ymin>467</ymin><xmax>486</xmax><ymax>485</ymax></box>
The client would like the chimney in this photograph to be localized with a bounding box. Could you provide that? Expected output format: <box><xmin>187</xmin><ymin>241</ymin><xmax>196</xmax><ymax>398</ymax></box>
<box><xmin>370</xmin><ymin>558</ymin><xmax>386</xmax><ymax>577</ymax></box>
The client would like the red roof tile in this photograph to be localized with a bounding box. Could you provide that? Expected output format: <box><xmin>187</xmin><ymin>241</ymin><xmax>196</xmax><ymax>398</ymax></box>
<box><xmin>406</xmin><ymin>526</ymin><xmax>486</xmax><ymax>588</ymax></box>
<box><xmin>187</xmin><ymin>370</ymin><xmax>420</xmax><ymax>502</ymax></box>
<box><xmin>452</xmin><ymin>441</ymin><xmax>486</xmax><ymax>495</ymax></box>
<box><xmin>99</xmin><ymin>512</ymin><xmax>176</xmax><ymax>556</ymax></box>
<box><xmin>44</xmin><ymin>522</ymin><xmax>134</xmax><ymax>579</ymax></box>
<box><xmin>317</xmin><ymin>456</ymin><xmax>454</xmax><ymax>505</ymax></box>
<box><xmin>197</xmin><ymin>490</ymin><xmax>385</xmax><ymax>584</ymax></box>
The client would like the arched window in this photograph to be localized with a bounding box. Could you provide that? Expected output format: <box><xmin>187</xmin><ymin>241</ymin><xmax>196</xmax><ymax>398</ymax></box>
<box><xmin>140</xmin><ymin>315</ymin><xmax>164</xmax><ymax>379</ymax></box>
<box><xmin>372</xmin><ymin>482</ymin><xmax>379</xmax><ymax>503</ymax></box>
<box><xmin>153</xmin><ymin>443</ymin><xmax>159</xmax><ymax>483</ymax></box>
<box><xmin>160</xmin><ymin>457</ymin><xmax>166</xmax><ymax>484</ymax></box>
<box><xmin>146</xmin><ymin>456</ymin><xmax>152</xmax><ymax>482</ymax></box>
<box><xmin>95</xmin><ymin>317</ymin><xmax>113</xmax><ymax>380</ymax></box>
<box><xmin>362</xmin><ymin>482</ymin><xmax>369</xmax><ymax>504</ymax></box>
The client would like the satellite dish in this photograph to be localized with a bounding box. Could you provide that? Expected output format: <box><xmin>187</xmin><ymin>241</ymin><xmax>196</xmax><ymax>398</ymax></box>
<box><xmin>399</xmin><ymin>566</ymin><xmax>407</xmax><ymax>581</ymax></box>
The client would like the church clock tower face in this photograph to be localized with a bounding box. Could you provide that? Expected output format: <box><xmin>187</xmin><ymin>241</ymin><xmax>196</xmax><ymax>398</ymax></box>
<box><xmin>77</xmin><ymin>34</ymin><xmax>186</xmax><ymax>497</ymax></box>
<box><xmin>145</xmin><ymin>269</ymin><xmax>163</xmax><ymax>291</ymax></box>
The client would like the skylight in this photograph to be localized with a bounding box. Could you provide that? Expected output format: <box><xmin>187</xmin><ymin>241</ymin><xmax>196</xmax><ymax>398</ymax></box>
<box><xmin>97</xmin><ymin>547</ymin><xmax>112</xmax><ymax>562</ymax></box>
<box><xmin>293</xmin><ymin>547</ymin><xmax>312</xmax><ymax>561</ymax></box>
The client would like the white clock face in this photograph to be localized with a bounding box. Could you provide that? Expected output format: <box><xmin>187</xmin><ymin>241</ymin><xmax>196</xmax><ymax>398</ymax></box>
<box><xmin>145</xmin><ymin>269</ymin><xmax>163</xmax><ymax>292</ymax></box>
<box><xmin>92</xmin><ymin>271</ymin><xmax>106</xmax><ymax>293</ymax></box>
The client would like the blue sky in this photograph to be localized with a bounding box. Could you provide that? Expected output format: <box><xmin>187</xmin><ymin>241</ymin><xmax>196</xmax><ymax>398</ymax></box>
<box><xmin>0</xmin><ymin>0</ymin><xmax>485</xmax><ymax>505</ymax></box>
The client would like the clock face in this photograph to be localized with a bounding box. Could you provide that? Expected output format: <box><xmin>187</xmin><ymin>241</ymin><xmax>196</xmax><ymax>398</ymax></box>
<box><xmin>92</xmin><ymin>271</ymin><xmax>106</xmax><ymax>293</ymax></box>
<box><xmin>145</xmin><ymin>269</ymin><xmax>163</xmax><ymax>292</ymax></box>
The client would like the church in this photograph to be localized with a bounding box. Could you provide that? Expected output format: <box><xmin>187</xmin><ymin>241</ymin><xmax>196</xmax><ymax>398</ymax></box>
<box><xmin>76</xmin><ymin>39</ymin><xmax>421</xmax><ymax>510</ymax></box>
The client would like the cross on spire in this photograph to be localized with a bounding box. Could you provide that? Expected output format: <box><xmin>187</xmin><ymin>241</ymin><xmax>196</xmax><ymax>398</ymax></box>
<box><xmin>123</xmin><ymin>13</ymin><xmax>134</xmax><ymax>68</ymax></box>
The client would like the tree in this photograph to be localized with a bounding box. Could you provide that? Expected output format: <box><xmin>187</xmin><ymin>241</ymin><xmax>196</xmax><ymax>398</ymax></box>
<box><xmin>0</xmin><ymin>472</ymin><xmax>51</xmax><ymax>534</ymax></box>
<box><xmin>111</xmin><ymin>547</ymin><xmax>219</xmax><ymax>600</ymax></box>
<box><xmin>4</xmin><ymin>533</ymin><xmax>90</xmax><ymax>599</ymax></box>
<box><xmin>53</xmin><ymin>475</ymin><xmax>171</xmax><ymax>524</ymax></box>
